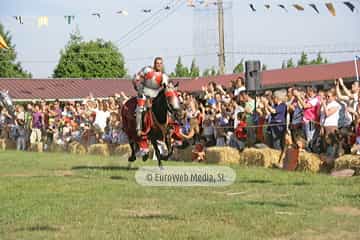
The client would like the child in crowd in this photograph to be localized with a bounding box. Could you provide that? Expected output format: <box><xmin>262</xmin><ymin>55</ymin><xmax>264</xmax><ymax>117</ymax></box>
<box><xmin>192</xmin><ymin>137</ymin><xmax>206</xmax><ymax>162</ymax></box>
<box><xmin>229</xmin><ymin>112</ymin><xmax>247</xmax><ymax>151</ymax></box>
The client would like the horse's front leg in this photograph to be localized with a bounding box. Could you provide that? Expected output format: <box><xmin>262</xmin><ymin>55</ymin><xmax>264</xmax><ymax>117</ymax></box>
<box><xmin>151</xmin><ymin>139</ymin><xmax>163</xmax><ymax>169</ymax></box>
<box><xmin>127</xmin><ymin>141</ymin><xmax>137</xmax><ymax>169</ymax></box>
<box><xmin>163</xmin><ymin>130</ymin><xmax>173</xmax><ymax>161</ymax></box>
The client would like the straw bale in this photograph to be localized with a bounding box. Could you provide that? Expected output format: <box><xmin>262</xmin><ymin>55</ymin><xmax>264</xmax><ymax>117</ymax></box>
<box><xmin>205</xmin><ymin>146</ymin><xmax>240</xmax><ymax>164</ymax></box>
<box><xmin>334</xmin><ymin>155</ymin><xmax>360</xmax><ymax>175</ymax></box>
<box><xmin>50</xmin><ymin>143</ymin><xmax>67</xmax><ymax>153</ymax></box>
<box><xmin>0</xmin><ymin>138</ymin><xmax>17</xmax><ymax>150</ymax></box>
<box><xmin>239</xmin><ymin>148</ymin><xmax>281</xmax><ymax>167</ymax></box>
<box><xmin>177</xmin><ymin>146</ymin><xmax>194</xmax><ymax>162</ymax></box>
<box><xmin>68</xmin><ymin>142</ymin><xmax>87</xmax><ymax>155</ymax></box>
<box><xmin>113</xmin><ymin>144</ymin><xmax>131</xmax><ymax>157</ymax></box>
<box><xmin>297</xmin><ymin>151</ymin><xmax>322</xmax><ymax>172</ymax></box>
<box><xmin>88</xmin><ymin>144</ymin><xmax>110</xmax><ymax>156</ymax></box>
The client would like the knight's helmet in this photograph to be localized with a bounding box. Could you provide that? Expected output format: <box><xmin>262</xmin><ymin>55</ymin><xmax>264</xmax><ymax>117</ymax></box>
<box><xmin>0</xmin><ymin>90</ymin><xmax>16</xmax><ymax>118</ymax></box>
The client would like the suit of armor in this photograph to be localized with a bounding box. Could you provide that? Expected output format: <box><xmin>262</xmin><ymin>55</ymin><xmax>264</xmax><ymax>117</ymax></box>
<box><xmin>133</xmin><ymin>66</ymin><xmax>169</xmax><ymax>135</ymax></box>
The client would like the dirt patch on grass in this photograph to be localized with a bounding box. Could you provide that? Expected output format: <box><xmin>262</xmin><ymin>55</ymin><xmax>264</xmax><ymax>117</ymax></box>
<box><xmin>53</xmin><ymin>170</ymin><xmax>74</xmax><ymax>177</ymax></box>
<box><xmin>0</xmin><ymin>170</ymin><xmax>74</xmax><ymax>177</ymax></box>
<box><xmin>0</xmin><ymin>172</ymin><xmax>37</xmax><ymax>177</ymax></box>
<box><xmin>328</xmin><ymin>206</ymin><xmax>360</xmax><ymax>217</ymax></box>
<box><xmin>118</xmin><ymin>209</ymin><xmax>179</xmax><ymax>220</ymax></box>
<box><xmin>274</xmin><ymin>230</ymin><xmax>360</xmax><ymax>240</ymax></box>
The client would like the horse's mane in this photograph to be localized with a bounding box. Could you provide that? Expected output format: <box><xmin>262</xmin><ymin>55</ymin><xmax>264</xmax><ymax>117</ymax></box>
<box><xmin>152</xmin><ymin>88</ymin><xmax>167</xmax><ymax>125</ymax></box>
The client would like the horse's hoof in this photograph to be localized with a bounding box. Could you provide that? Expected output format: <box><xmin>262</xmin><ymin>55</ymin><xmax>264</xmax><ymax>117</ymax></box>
<box><xmin>128</xmin><ymin>156</ymin><xmax>136</xmax><ymax>162</ymax></box>
<box><xmin>142</xmin><ymin>153</ymin><xmax>149</xmax><ymax>162</ymax></box>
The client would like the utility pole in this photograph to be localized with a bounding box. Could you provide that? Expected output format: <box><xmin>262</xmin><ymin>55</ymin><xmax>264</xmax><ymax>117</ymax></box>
<box><xmin>217</xmin><ymin>0</ymin><xmax>225</xmax><ymax>75</ymax></box>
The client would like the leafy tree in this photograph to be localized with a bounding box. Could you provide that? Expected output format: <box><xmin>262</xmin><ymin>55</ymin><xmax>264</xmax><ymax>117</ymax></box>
<box><xmin>203</xmin><ymin>66</ymin><xmax>217</xmax><ymax>77</ymax></box>
<box><xmin>283</xmin><ymin>52</ymin><xmax>329</xmax><ymax>69</ymax></box>
<box><xmin>53</xmin><ymin>30</ymin><xmax>126</xmax><ymax>78</ymax></box>
<box><xmin>233</xmin><ymin>59</ymin><xmax>244</xmax><ymax>73</ymax></box>
<box><xmin>189</xmin><ymin>58</ymin><xmax>200</xmax><ymax>78</ymax></box>
<box><xmin>310</xmin><ymin>52</ymin><xmax>328</xmax><ymax>65</ymax></box>
<box><xmin>171</xmin><ymin>57</ymin><xmax>190</xmax><ymax>77</ymax></box>
<box><xmin>286</xmin><ymin>58</ymin><xmax>295</xmax><ymax>68</ymax></box>
<box><xmin>0</xmin><ymin>23</ymin><xmax>32</xmax><ymax>78</ymax></box>
<box><xmin>297</xmin><ymin>52</ymin><xmax>309</xmax><ymax>66</ymax></box>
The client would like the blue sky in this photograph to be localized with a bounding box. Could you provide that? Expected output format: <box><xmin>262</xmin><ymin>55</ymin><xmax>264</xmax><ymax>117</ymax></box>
<box><xmin>1</xmin><ymin>0</ymin><xmax>360</xmax><ymax>78</ymax></box>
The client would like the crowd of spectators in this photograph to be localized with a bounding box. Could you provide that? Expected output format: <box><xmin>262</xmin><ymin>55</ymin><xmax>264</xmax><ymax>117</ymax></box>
<box><xmin>0</xmin><ymin>92</ymin><xmax>130</xmax><ymax>151</ymax></box>
<box><xmin>1</xmin><ymin>76</ymin><xmax>360</xmax><ymax>166</ymax></box>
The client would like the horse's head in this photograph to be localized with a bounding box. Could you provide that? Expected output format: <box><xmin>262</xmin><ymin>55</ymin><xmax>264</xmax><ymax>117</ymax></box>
<box><xmin>0</xmin><ymin>90</ymin><xmax>15</xmax><ymax>117</ymax></box>
<box><xmin>164</xmin><ymin>83</ymin><xmax>181</xmax><ymax>122</ymax></box>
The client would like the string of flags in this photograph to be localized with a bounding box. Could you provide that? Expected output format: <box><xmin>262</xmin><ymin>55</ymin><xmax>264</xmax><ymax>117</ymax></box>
<box><xmin>247</xmin><ymin>1</ymin><xmax>357</xmax><ymax>16</ymax></box>
<box><xmin>9</xmin><ymin>5</ymin><xmax>173</xmax><ymax>27</ymax></box>
<box><xmin>8</xmin><ymin>1</ymin><xmax>358</xmax><ymax>27</ymax></box>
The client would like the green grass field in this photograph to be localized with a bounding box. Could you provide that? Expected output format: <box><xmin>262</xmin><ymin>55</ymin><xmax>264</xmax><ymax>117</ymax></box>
<box><xmin>0</xmin><ymin>150</ymin><xmax>359</xmax><ymax>240</ymax></box>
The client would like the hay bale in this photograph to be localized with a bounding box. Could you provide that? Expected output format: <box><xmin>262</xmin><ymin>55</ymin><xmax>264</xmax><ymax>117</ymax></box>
<box><xmin>239</xmin><ymin>148</ymin><xmax>281</xmax><ymax>167</ymax></box>
<box><xmin>68</xmin><ymin>142</ymin><xmax>87</xmax><ymax>155</ymax></box>
<box><xmin>0</xmin><ymin>138</ymin><xmax>17</xmax><ymax>150</ymax></box>
<box><xmin>334</xmin><ymin>155</ymin><xmax>360</xmax><ymax>175</ymax></box>
<box><xmin>177</xmin><ymin>146</ymin><xmax>193</xmax><ymax>162</ymax></box>
<box><xmin>205</xmin><ymin>146</ymin><xmax>240</xmax><ymax>164</ymax></box>
<box><xmin>297</xmin><ymin>151</ymin><xmax>322</xmax><ymax>172</ymax></box>
<box><xmin>113</xmin><ymin>144</ymin><xmax>131</xmax><ymax>156</ymax></box>
<box><xmin>30</xmin><ymin>142</ymin><xmax>43</xmax><ymax>152</ymax></box>
<box><xmin>88</xmin><ymin>144</ymin><xmax>110</xmax><ymax>156</ymax></box>
<box><xmin>50</xmin><ymin>143</ymin><xmax>67</xmax><ymax>153</ymax></box>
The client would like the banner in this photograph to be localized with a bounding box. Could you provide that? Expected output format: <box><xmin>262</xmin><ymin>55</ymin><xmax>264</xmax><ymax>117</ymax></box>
<box><xmin>0</xmin><ymin>35</ymin><xmax>9</xmax><ymax>49</ymax></box>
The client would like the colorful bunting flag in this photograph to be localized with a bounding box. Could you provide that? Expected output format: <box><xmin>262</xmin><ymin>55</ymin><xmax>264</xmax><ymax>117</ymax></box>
<box><xmin>116</xmin><ymin>10</ymin><xmax>129</xmax><ymax>16</ymax></box>
<box><xmin>343</xmin><ymin>2</ymin><xmax>355</xmax><ymax>12</ymax></box>
<box><xmin>64</xmin><ymin>16</ymin><xmax>75</xmax><ymax>24</ymax></box>
<box><xmin>187</xmin><ymin>0</ymin><xmax>195</xmax><ymax>7</ymax></box>
<box><xmin>0</xmin><ymin>35</ymin><xmax>9</xmax><ymax>49</ymax></box>
<box><xmin>293</xmin><ymin>4</ymin><xmax>304</xmax><ymax>11</ymax></box>
<box><xmin>92</xmin><ymin>13</ymin><xmax>101</xmax><ymax>19</ymax></box>
<box><xmin>278</xmin><ymin>4</ymin><xmax>288</xmax><ymax>12</ymax></box>
<box><xmin>37</xmin><ymin>16</ymin><xmax>48</xmax><ymax>28</ymax></box>
<box><xmin>325</xmin><ymin>3</ymin><xmax>336</xmax><ymax>16</ymax></box>
<box><xmin>249</xmin><ymin>4</ymin><xmax>256</xmax><ymax>12</ymax></box>
<box><xmin>309</xmin><ymin>4</ymin><xmax>320</xmax><ymax>14</ymax></box>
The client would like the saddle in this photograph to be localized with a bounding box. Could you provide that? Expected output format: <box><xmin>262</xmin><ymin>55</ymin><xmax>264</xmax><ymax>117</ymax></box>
<box><xmin>122</xmin><ymin>97</ymin><xmax>154</xmax><ymax>149</ymax></box>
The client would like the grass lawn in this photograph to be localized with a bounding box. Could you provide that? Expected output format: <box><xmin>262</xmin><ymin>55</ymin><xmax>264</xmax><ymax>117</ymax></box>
<box><xmin>0</xmin><ymin>150</ymin><xmax>359</xmax><ymax>240</ymax></box>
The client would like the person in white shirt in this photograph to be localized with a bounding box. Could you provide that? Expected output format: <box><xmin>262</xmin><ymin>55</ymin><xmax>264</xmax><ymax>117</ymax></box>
<box><xmin>321</xmin><ymin>90</ymin><xmax>340</xmax><ymax>136</ymax></box>
<box><xmin>232</xmin><ymin>76</ymin><xmax>246</xmax><ymax>97</ymax></box>
<box><xmin>93</xmin><ymin>102</ymin><xmax>110</xmax><ymax>133</ymax></box>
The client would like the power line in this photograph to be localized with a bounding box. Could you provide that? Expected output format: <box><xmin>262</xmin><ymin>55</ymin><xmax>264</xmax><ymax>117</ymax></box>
<box><xmin>227</xmin><ymin>49</ymin><xmax>360</xmax><ymax>55</ymax></box>
<box><xmin>114</xmin><ymin>0</ymin><xmax>177</xmax><ymax>45</ymax></box>
<box><xmin>119</xmin><ymin>0</ymin><xmax>186</xmax><ymax>50</ymax></box>
<box><xmin>1</xmin><ymin>48</ymin><xmax>360</xmax><ymax>64</ymax></box>
<box><xmin>0</xmin><ymin>52</ymin><xmax>218</xmax><ymax>64</ymax></box>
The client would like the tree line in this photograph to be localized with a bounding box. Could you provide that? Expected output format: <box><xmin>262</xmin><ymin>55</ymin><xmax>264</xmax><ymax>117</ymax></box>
<box><xmin>0</xmin><ymin>23</ymin><xmax>329</xmax><ymax>79</ymax></box>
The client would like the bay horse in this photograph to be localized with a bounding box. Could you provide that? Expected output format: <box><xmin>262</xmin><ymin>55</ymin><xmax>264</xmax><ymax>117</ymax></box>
<box><xmin>121</xmin><ymin>84</ymin><xmax>181</xmax><ymax>168</ymax></box>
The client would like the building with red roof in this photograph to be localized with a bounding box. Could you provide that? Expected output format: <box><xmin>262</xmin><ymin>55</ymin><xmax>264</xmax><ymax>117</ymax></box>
<box><xmin>0</xmin><ymin>60</ymin><xmax>358</xmax><ymax>101</ymax></box>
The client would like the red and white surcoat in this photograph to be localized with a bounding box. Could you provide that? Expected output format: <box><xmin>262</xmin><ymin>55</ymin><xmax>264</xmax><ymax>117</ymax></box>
<box><xmin>135</xmin><ymin>66</ymin><xmax>169</xmax><ymax>98</ymax></box>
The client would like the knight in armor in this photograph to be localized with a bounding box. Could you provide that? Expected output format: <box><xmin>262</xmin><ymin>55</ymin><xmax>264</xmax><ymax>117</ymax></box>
<box><xmin>133</xmin><ymin>57</ymin><xmax>169</xmax><ymax>137</ymax></box>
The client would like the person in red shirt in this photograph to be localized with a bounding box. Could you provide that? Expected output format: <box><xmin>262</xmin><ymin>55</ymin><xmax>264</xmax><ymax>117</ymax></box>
<box><xmin>229</xmin><ymin>112</ymin><xmax>247</xmax><ymax>151</ymax></box>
